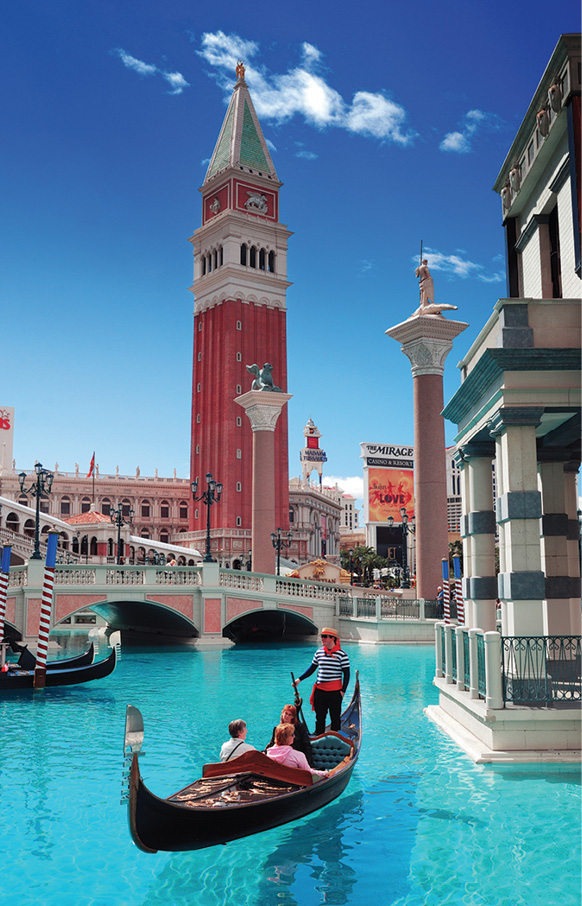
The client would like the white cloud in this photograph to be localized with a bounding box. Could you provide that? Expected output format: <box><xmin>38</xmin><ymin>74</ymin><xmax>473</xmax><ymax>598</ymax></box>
<box><xmin>114</xmin><ymin>48</ymin><xmax>190</xmax><ymax>95</ymax></box>
<box><xmin>413</xmin><ymin>247</ymin><xmax>504</xmax><ymax>283</ymax></box>
<box><xmin>295</xmin><ymin>149</ymin><xmax>318</xmax><ymax>160</ymax></box>
<box><xmin>265</xmin><ymin>138</ymin><xmax>277</xmax><ymax>152</ymax></box>
<box><xmin>440</xmin><ymin>108</ymin><xmax>500</xmax><ymax>153</ymax></box>
<box><xmin>198</xmin><ymin>31</ymin><xmax>415</xmax><ymax>145</ymax></box>
<box><xmin>323</xmin><ymin>476</ymin><xmax>364</xmax><ymax>500</ymax></box>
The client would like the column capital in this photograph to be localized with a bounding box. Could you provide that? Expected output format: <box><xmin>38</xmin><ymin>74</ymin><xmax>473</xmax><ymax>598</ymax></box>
<box><xmin>235</xmin><ymin>390</ymin><xmax>292</xmax><ymax>432</ymax></box>
<box><xmin>487</xmin><ymin>406</ymin><xmax>544</xmax><ymax>437</ymax></box>
<box><xmin>458</xmin><ymin>440</ymin><xmax>496</xmax><ymax>461</ymax></box>
<box><xmin>385</xmin><ymin>315</ymin><xmax>468</xmax><ymax>377</ymax></box>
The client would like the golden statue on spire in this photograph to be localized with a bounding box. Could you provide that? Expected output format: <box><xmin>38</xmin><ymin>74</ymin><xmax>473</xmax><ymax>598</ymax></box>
<box><xmin>236</xmin><ymin>60</ymin><xmax>245</xmax><ymax>81</ymax></box>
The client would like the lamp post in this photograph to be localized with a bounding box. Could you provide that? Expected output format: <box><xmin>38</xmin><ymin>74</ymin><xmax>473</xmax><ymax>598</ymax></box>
<box><xmin>18</xmin><ymin>462</ymin><xmax>54</xmax><ymax>560</ymax></box>
<box><xmin>110</xmin><ymin>503</ymin><xmax>134</xmax><ymax>565</ymax></box>
<box><xmin>191</xmin><ymin>472</ymin><xmax>222</xmax><ymax>563</ymax></box>
<box><xmin>349</xmin><ymin>548</ymin><xmax>354</xmax><ymax>586</ymax></box>
<box><xmin>388</xmin><ymin>507</ymin><xmax>416</xmax><ymax>589</ymax></box>
<box><xmin>271</xmin><ymin>527</ymin><xmax>292</xmax><ymax>576</ymax></box>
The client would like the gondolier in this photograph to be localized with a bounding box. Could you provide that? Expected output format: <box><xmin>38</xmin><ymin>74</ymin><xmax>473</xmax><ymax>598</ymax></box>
<box><xmin>293</xmin><ymin>628</ymin><xmax>350</xmax><ymax>735</ymax></box>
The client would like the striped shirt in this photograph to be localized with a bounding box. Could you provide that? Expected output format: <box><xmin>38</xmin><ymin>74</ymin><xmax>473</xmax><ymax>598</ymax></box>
<box><xmin>304</xmin><ymin>647</ymin><xmax>350</xmax><ymax>685</ymax></box>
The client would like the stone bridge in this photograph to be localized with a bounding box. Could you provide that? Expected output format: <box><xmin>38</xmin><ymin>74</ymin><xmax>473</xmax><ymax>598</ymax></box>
<box><xmin>5</xmin><ymin>561</ymin><xmax>435</xmax><ymax>645</ymax></box>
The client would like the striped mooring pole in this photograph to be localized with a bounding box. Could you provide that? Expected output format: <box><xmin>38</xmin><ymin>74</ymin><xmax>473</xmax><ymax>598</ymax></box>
<box><xmin>34</xmin><ymin>532</ymin><xmax>59</xmax><ymax>690</ymax></box>
<box><xmin>0</xmin><ymin>545</ymin><xmax>12</xmax><ymax>643</ymax></box>
<box><xmin>453</xmin><ymin>555</ymin><xmax>464</xmax><ymax>625</ymax></box>
<box><xmin>441</xmin><ymin>558</ymin><xmax>450</xmax><ymax>624</ymax></box>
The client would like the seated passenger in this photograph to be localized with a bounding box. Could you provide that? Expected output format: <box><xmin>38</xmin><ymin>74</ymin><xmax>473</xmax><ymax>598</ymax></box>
<box><xmin>266</xmin><ymin>723</ymin><xmax>329</xmax><ymax>778</ymax></box>
<box><xmin>219</xmin><ymin>719</ymin><xmax>256</xmax><ymax>762</ymax></box>
<box><xmin>266</xmin><ymin>704</ymin><xmax>313</xmax><ymax>766</ymax></box>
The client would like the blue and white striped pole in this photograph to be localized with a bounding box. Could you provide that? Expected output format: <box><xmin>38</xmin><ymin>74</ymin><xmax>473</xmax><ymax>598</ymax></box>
<box><xmin>441</xmin><ymin>558</ymin><xmax>450</xmax><ymax>624</ymax></box>
<box><xmin>453</xmin><ymin>555</ymin><xmax>464</xmax><ymax>625</ymax></box>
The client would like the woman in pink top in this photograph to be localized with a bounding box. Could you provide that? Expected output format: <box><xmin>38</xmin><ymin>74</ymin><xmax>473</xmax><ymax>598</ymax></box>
<box><xmin>266</xmin><ymin>723</ymin><xmax>329</xmax><ymax>778</ymax></box>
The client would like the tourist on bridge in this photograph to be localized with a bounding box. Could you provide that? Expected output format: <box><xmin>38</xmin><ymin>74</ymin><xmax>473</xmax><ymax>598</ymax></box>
<box><xmin>293</xmin><ymin>628</ymin><xmax>350</xmax><ymax>735</ymax></box>
<box><xmin>219</xmin><ymin>719</ymin><xmax>256</xmax><ymax>762</ymax></box>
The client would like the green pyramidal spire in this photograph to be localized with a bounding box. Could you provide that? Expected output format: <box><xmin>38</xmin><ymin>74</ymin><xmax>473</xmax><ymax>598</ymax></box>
<box><xmin>205</xmin><ymin>63</ymin><xmax>278</xmax><ymax>184</ymax></box>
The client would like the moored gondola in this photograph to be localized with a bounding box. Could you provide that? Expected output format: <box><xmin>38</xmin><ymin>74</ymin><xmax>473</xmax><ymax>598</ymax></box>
<box><xmin>0</xmin><ymin>634</ymin><xmax>119</xmax><ymax>691</ymax></box>
<box><xmin>10</xmin><ymin>640</ymin><xmax>95</xmax><ymax>671</ymax></box>
<box><xmin>123</xmin><ymin>672</ymin><xmax>361</xmax><ymax>853</ymax></box>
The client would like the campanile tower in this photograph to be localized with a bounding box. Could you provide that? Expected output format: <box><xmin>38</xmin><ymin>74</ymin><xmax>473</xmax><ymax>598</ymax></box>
<box><xmin>188</xmin><ymin>63</ymin><xmax>291</xmax><ymax>566</ymax></box>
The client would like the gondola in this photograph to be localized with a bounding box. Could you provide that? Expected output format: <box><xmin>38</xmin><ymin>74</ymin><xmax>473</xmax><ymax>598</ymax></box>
<box><xmin>0</xmin><ymin>633</ymin><xmax>119</xmax><ymax>691</ymax></box>
<box><xmin>123</xmin><ymin>672</ymin><xmax>361</xmax><ymax>853</ymax></box>
<box><xmin>9</xmin><ymin>640</ymin><xmax>95</xmax><ymax>671</ymax></box>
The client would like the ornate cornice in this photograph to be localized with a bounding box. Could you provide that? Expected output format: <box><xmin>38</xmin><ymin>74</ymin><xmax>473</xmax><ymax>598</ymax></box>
<box><xmin>385</xmin><ymin>315</ymin><xmax>468</xmax><ymax>377</ymax></box>
<box><xmin>234</xmin><ymin>390</ymin><xmax>292</xmax><ymax>432</ymax></box>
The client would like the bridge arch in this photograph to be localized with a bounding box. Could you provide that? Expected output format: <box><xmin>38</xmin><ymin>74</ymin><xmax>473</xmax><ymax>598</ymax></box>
<box><xmin>223</xmin><ymin>607</ymin><xmax>318</xmax><ymax>643</ymax></box>
<box><xmin>53</xmin><ymin>597</ymin><xmax>200</xmax><ymax>643</ymax></box>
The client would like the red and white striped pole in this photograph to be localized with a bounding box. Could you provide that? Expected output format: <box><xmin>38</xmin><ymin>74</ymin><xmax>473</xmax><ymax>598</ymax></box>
<box><xmin>453</xmin><ymin>555</ymin><xmax>464</xmax><ymax>625</ymax></box>
<box><xmin>34</xmin><ymin>532</ymin><xmax>59</xmax><ymax>690</ymax></box>
<box><xmin>441</xmin><ymin>558</ymin><xmax>450</xmax><ymax>624</ymax></box>
<box><xmin>0</xmin><ymin>546</ymin><xmax>12</xmax><ymax>643</ymax></box>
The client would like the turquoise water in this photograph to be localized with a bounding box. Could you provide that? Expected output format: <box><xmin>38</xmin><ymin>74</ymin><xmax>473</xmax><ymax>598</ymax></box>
<box><xmin>0</xmin><ymin>637</ymin><xmax>580</xmax><ymax>906</ymax></box>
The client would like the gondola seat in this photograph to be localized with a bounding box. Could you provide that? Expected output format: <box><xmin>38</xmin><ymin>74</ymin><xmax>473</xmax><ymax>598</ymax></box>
<box><xmin>310</xmin><ymin>733</ymin><xmax>354</xmax><ymax>771</ymax></box>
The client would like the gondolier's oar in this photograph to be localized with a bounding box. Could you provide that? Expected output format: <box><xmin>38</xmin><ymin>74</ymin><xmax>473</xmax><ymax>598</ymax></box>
<box><xmin>291</xmin><ymin>671</ymin><xmax>308</xmax><ymax>730</ymax></box>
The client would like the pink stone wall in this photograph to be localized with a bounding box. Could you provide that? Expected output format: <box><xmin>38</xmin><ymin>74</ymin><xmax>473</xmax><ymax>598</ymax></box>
<box><xmin>55</xmin><ymin>594</ymin><xmax>106</xmax><ymax>622</ymax></box>
<box><xmin>6</xmin><ymin>596</ymin><xmax>16</xmax><ymax>624</ymax></box>
<box><xmin>145</xmin><ymin>594</ymin><xmax>194</xmax><ymax>618</ymax></box>
<box><xmin>204</xmin><ymin>598</ymin><xmax>222</xmax><ymax>633</ymax></box>
<box><xmin>226</xmin><ymin>596</ymin><xmax>261</xmax><ymax>622</ymax></box>
<box><xmin>26</xmin><ymin>598</ymin><xmax>42</xmax><ymax>636</ymax></box>
<box><xmin>277</xmin><ymin>603</ymin><xmax>313</xmax><ymax>618</ymax></box>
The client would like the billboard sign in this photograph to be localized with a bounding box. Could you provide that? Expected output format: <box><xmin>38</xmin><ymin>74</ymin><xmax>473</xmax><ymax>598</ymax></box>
<box><xmin>367</xmin><ymin>467</ymin><xmax>414</xmax><ymax>523</ymax></box>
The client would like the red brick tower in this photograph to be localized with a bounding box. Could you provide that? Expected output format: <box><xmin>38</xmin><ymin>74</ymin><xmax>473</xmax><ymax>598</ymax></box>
<box><xmin>188</xmin><ymin>63</ymin><xmax>291</xmax><ymax>566</ymax></box>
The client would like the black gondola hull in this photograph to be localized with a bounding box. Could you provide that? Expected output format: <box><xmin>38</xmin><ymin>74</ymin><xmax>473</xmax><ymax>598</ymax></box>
<box><xmin>0</xmin><ymin>645</ymin><xmax>116</xmax><ymax>691</ymax></box>
<box><xmin>126</xmin><ymin>675</ymin><xmax>361</xmax><ymax>853</ymax></box>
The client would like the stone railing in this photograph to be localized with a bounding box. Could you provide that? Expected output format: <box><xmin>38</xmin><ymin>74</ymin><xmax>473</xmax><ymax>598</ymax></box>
<box><xmin>220</xmin><ymin>570</ymin><xmax>264</xmax><ymax>591</ymax></box>
<box><xmin>275</xmin><ymin>578</ymin><xmax>345</xmax><ymax>601</ymax></box>
<box><xmin>155</xmin><ymin>569</ymin><xmax>201</xmax><ymax>586</ymax></box>
<box><xmin>7</xmin><ymin>567</ymin><xmax>27</xmax><ymax>588</ymax></box>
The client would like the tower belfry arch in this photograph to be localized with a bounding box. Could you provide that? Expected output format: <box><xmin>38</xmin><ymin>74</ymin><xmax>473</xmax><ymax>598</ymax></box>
<box><xmin>188</xmin><ymin>63</ymin><xmax>291</xmax><ymax>565</ymax></box>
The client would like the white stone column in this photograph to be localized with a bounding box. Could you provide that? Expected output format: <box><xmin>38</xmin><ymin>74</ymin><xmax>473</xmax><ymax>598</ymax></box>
<box><xmin>459</xmin><ymin>443</ymin><xmax>497</xmax><ymax>632</ymax></box>
<box><xmin>539</xmin><ymin>459</ymin><xmax>574</xmax><ymax>634</ymax></box>
<box><xmin>484</xmin><ymin>631</ymin><xmax>503</xmax><ymax>710</ymax></box>
<box><xmin>489</xmin><ymin>408</ymin><xmax>545</xmax><ymax>636</ymax></box>
<box><xmin>564</xmin><ymin>462</ymin><xmax>582</xmax><ymax>634</ymax></box>
<box><xmin>468</xmin><ymin>628</ymin><xmax>480</xmax><ymax>699</ymax></box>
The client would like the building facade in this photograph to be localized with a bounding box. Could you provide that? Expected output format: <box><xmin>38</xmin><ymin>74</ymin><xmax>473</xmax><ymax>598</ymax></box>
<box><xmin>185</xmin><ymin>63</ymin><xmax>290</xmax><ymax>565</ymax></box>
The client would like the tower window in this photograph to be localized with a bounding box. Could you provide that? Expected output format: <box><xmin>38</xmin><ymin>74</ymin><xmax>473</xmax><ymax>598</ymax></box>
<box><xmin>259</xmin><ymin>248</ymin><xmax>266</xmax><ymax>270</ymax></box>
<box><xmin>236</xmin><ymin>517</ymin><xmax>242</xmax><ymax>526</ymax></box>
<box><xmin>268</xmin><ymin>251</ymin><xmax>275</xmax><ymax>273</ymax></box>
<box><xmin>240</xmin><ymin>244</ymin><xmax>247</xmax><ymax>266</ymax></box>
<box><xmin>236</xmin><ymin>384</ymin><xmax>242</xmax><ymax>394</ymax></box>
<box><xmin>207</xmin><ymin>253</ymin><xmax>212</xmax><ymax>273</ymax></box>
<box><xmin>195</xmin><ymin>508</ymin><xmax>199</xmax><ymax>519</ymax></box>
<box><xmin>220</xmin><ymin>246</ymin><xmax>224</xmax><ymax>266</ymax></box>
<box><xmin>236</xmin><ymin>449</ymin><xmax>242</xmax><ymax>459</ymax></box>
<box><xmin>213</xmin><ymin>249</ymin><xmax>218</xmax><ymax>269</ymax></box>
<box><xmin>548</xmin><ymin>205</ymin><xmax>562</xmax><ymax>298</ymax></box>
<box><xmin>196</xmin><ymin>414</ymin><xmax>200</xmax><ymax>423</ymax></box>
<box><xmin>249</xmin><ymin>246</ymin><xmax>256</xmax><ymax>268</ymax></box>
<box><xmin>197</xmin><ymin>351</ymin><xmax>201</xmax><ymax>361</ymax></box>
<box><xmin>197</xmin><ymin>383</ymin><xmax>201</xmax><ymax>392</ymax></box>
<box><xmin>198</xmin><ymin>321</ymin><xmax>202</xmax><ymax>332</ymax></box>
<box><xmin>202</xmin><ymin>257</ymin><xmax>206</xmax><ymax>276</ymax></box>
<box><xmin>196</xmin><ymin>444</ymin><xmax>200</xmax><ymax>454</ymax></box>
<box><xmin>236</xmin><ymin>482</ymin><xmax>242</xmax><ymax>492</ymax></box>
<box><xmin>236</xmin><ymin>352</ymin><xmax>242</xmax><ymax>362</ymax></box>
<box><xmin>236</xmin><ymin>416</ymin><xmax>242</xmax><ymax>427</ymax></box>
<box><xmin>236</xmin><ymin>320</ymin><xmax>242</xmax><ymax>330</ymax></box>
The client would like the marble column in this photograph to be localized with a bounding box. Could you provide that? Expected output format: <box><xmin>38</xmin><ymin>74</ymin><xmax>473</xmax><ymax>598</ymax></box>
<box><xmin>235</xmin><ymin>390</ymin><xmax>292</xmax><ymax>575</ymax></box>
<box><xmin>539</xmin><ymin>457</ymin><xmax>581</xmax><ymax>635</ymax></box>
<box><xmin>564</xmin><ymin>462</ymin><xmax>582</xmax><ymax>633</ymax></box>
<box><xmin>459</xmin><ymin>442</ymin><xmax>497</xmax><ymax>631</ymax></box>
<box><xmin>386</xmin><ymin>314</ymin><xmax>468</xmax><ymax>599</ymax></box>
<box><xmin>489</xmin><ymin>407</ymin><xmax>545</xmax><ymax>635</ymax></box>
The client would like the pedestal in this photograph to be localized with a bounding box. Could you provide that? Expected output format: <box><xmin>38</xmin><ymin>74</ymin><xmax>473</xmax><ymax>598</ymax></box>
<box><xmin>386</xmin><ymin>314</ymin><xmax>468</xmax><ymax>599</ymax></box>
<box><xmin>235</xmin><ymin>390</ymin><xmax>292</xmax><ymax>575</ymax></box>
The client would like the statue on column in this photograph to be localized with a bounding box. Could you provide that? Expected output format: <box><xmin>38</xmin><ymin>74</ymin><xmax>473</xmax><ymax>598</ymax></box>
<box><xmin>412</xmin><ymin>256</ymin><xmax>458</xmax><ymax>317</ymax></box>
<box><xmin>246</xmin><ymin>363</ymin><xmax>282</xmax><ymax>392</ymax></box>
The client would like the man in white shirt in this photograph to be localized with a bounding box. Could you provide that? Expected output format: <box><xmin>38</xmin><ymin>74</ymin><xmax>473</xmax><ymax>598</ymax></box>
<box><xmin>219</xmin><ymin>719</ymin><xmax>256</xmax><ymax>762</ymax></box>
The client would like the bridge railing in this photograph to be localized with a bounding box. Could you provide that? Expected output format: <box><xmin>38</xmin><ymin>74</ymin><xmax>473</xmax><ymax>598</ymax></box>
<box><xmin>50</xmin><ymin>565</ymin><xmax>202</xmax><ymax>586</ymax></box>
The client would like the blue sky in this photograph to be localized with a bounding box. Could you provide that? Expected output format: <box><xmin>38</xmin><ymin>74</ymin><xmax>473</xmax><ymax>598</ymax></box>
<box><xmin>2</xmin><ymin>1</ymin><xmax>579</xmax><ymax>510</ymax></box>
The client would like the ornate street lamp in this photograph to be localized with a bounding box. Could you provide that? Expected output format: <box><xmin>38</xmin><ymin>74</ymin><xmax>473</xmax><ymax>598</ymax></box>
<box><xmin>110</xmin><ymin>502</ymin><xmax>134</xmax><ymax>565</ymax></box>
<box><xmin>349</xmin><ymin>548</ymin><xmax>354</xmax><ymax>586</ymax></box>
<box><xmin>18</xmin><ymin>462</ymin><xmax>54</xmax><ymax>560</ymax></box>
<box><xmin>191</xmin><ymin>473</ymin><xmax>222</xmax><ymax>563</ymax></box>
<box><xmin>271</xmin><ymin>527</ymin><xmax>292</xmax><ymax>576</ymax></box>
<box><xmin>388</xmin><ymin>507</ymin><xmax>416</xmax><ymax>589</ymax></box>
